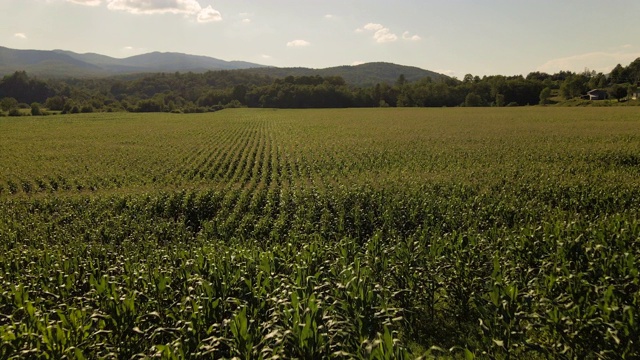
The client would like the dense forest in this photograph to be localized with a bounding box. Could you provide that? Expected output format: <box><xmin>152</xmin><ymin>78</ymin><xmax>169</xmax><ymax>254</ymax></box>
<box><xmin>1</xmin><ymin>58</ymin><xmax>639</xmax><ymax>115</ymax></box>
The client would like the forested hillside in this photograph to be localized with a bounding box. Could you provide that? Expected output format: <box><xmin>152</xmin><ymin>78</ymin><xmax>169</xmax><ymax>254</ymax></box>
<box><xmin>240</xmin><ymin>62</ymin><xmax>446</xmax><ymax>87</ymax></box>
<box><xmin>0</xmin><ymin>46</ymin><xmax>265</xmax><ymax>77</ymax></box>
<box><xmin>1</xmin><ymin>58</ymin><xmax>639</xmax><ymax>115</ymax></box>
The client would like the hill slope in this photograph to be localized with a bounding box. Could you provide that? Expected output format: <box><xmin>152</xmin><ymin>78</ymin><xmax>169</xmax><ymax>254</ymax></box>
<box><xmin>241</xmin><ymin>62</ymin><xmax>445</xmax><ymax>86</ymax></box>
<box><xmin>0</xmin><ymin>47</ymin><xmax>265</xmax><ymax>78</ymax></box>
<box><xmin>0</xmin><ymin>46</ymin><xmax>448</xmax><ymax>86</ymax></box>
<box><xmin>0</xmin><ymin>46</ymin><xmax>104</xmax><ymax>77</ymax></box>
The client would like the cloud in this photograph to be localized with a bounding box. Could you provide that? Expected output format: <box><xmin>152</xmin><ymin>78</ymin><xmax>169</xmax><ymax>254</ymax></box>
<box><xmin>107</xmin><ymin>0</ymin><xmax>200</xmax><ymax>14</ymax></box>
<box><xmin>351</xmin><ymin>61</ymin><xmax>365</xmax><ymax>66</ymax></box>
<box><xmin>402</xmin><ymin>31</ymin><xmax>421</xmax><ymax>41</ymax></box>
<box><xmin>241</xmin><ymin>18</ymin><xmax>251</xmax><ymax>23</ymax></box>
<box><xmin>372</xmin><ymin>28</ymin><xmax>397</xmax><ymax>43</ymax></box>
<box><xmin>324</xmin><ymin>14</ymin><xmax>335</xmax><ymax>19</ymax></box>
<box><xmin>537</xmin><ymin>50</ymin><xmax>640</xmax><ymax>74</ymax></box>
<box><xmin>67</xmin><ymin>0</ymin><xmax>101</xmax><ymax>5</ymax></box>
<box><xmin>362</xmin><ymin>23</ymin><xmax>384</xmax><ymax>31</ymax></box>
<box><xmin>287</xmin><ymin>39</ymin><xmax>310</xmax><ymax>47</ymax></box>
<box><xmin>197</xmin><ymin>5</ymin><xmax>222</xmax><ymax>23</ymax></box>
<box><xmin>356</xmin><ymin>23</ymin><xmax>398</xmax><ymax>43</ymax></box>
<box><xmin>261</xmin><ymin>54</ymin><xmax>272</xmax><ymax>59</ymax></box>
<box><xmin>106</xmin><ymin>0</ymin><xmax>221</xmax><ymax>22</ymax></box>
<box><xmin>14</xmin><ymin>33</ymin><xmax>27</xmax><ymax>39</ymax></box>
<box><xmin>357</xmin><ymin>23</ymin><xmax>422</xmax><ymax>44</ymax></box>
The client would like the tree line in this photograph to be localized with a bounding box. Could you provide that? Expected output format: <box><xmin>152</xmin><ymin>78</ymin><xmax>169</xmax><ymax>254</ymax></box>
<box><xmin>1</xmin><ymin>58</ymin><xmax>639</xmax><ymax>116</ymax></box>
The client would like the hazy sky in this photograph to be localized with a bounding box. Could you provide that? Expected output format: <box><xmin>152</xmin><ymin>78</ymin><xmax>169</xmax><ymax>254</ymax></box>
<box><xmin>2</xmin><ymin>0</ymin><xmax>639</xmax><ymax>77</ymax></box>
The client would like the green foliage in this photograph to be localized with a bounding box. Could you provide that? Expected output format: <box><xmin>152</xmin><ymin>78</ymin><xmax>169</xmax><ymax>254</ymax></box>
<box><xmin>243</xmin><ymin>62</ymin><xmax>443</xmax><ymax>87</ymax></box>
<box><xmin>80</xmin><ymin>104</ymin><xmax>93</xmax><ymax>113</ymax></box>
<box><xmin>7</xmin><ymin>108</ymin><xmax>22</xmax><ymax>116</ymax></box>
<box><xmin>464</xmin><ymin>92</ymin><xmax>484</xmax><ymax>107</ymax></box>
<box><xmin>6</xmin><ymin>57</ymin><xmax>640</xmax><ymax>112</ymax></box>
<box><xmin>30</xmin><ymin>102</ymin><xmax>42</xmax><ymax>116</ymax></box>
<box><xmin>609</xmin><ymin>84</ymin><xmax>629</xmax><ymax>102</ymax></box>
<box><xmin>45</xmin><ymin>96</ymin><xmax>66</xmax><ymax>111</ymax></box>
<box><xmin>1</xmin><ymin>108</ymin><xmax>639</xmax><ymax>358</ymax></box>
<box><xmin>560</xmin><ymin>74</ymin><xmax>589</xmax><ymax>99</ymax></box>
<box><xmin>0</xmin><ymin>71</ymin><xmax>53</xmax><ymax>104</ymax></box>
<box><xmin>0</xmin><ymin>96</ymin><xmax>18</xmax><ymax>111</ymax></box>
<box><xmin>539</xmin><ymin>87</ymin><xmax>551</xmax><ymax>105</ymax></box>
<box><xmin>135</xmin><ymin>98</ymin><xmax>165</xmax><ymax>112</ymax></box>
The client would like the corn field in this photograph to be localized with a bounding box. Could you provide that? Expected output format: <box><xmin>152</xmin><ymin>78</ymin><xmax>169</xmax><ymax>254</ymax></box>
<box><xmin>0</xmin><ymin>108</ymin><xmax>639</xmax><ymax>359</ymax></box>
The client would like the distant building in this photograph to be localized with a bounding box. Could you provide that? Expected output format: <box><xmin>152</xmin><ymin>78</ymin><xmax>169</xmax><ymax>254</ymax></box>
<box><xmin>586</xmin><ymin>89</ymin><xmax>608</xmax><ymax>100</ymax></box>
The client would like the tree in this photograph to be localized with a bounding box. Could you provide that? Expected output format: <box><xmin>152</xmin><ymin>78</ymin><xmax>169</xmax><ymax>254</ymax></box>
<box><xmin>45</xmin><ymin>96</ymin><xmax>66</xmax><ymax>111</ymax></box>
<box><xmin>135</xmin><ymin>98</ymin><xmax>165</xmax><ymax>112</ymax></box>
<box><xmin>61</xmin><ymin>101</ymin><xmax>81</xmax><ymax>114</ymax></box>
<box><xmin>626</xmin><ymin>58</ymin><xmax>640</xmax><ymax>84</ymax></box>
<box><xmin>502</xmin><ymin>78</ymin><xmax>544</xmax><ymax>105</ymax></box>
<box><xmin>539</xmin><ymin>87</ymin><xmax>552</xmax><ymax>105</ymax></box>
<box><xmin>464</xmin><ymin>92</ymin><xmax>484</xmax><ymax>107</ymax></box>
<box><xmin>231</xmin><ymin>84</ymin><xmax>248</xmax><ymax>103</ymax></box>
<box><xmin>608</xmin><ymin>84</ymin><xmax>628</xmax><ymax>102</ymax></box>
<box><xmin>1</xmin><ymin>97</ymin><xmax>18</xmax><ymax>111</ymax></box>
<box><xmin>560</xmin><ymin>75</ymin><xmax>588</xmax><ymax>99</ymax></box>
<box><xmin>396</xmin><ymin>94</ymin><xmax>410</xmax><ymax>107</ymax></box>
<box><xmin>588</xmin><ymin>73</ymin><xmax>607</xmax><ymax>89</ymax></box>
<box><xmin>609</xmin><ymin>64</ymin><xmax>626</xmax><ymax>84</ymax></box>
<box><xmin>31</xmin><ymin>102</ymin><xmax>42</xmax><ymax>116</ymax></box>
<box><xmin>526</xmin><ymin>72</ymin><xmax>551</xmax><ymax>82</ymax></box>
<box><xmin>0</xmin><ymin>71</ymin><xmax>53</xmax><ymax>104</ymax></box>
<box><xmin>395</xmin><ymin>74</ymin><xmax>407</xmax><ymax>87</ymax></box>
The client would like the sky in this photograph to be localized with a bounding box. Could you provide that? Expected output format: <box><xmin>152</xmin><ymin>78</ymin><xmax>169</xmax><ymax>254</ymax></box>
<box><xmin>1</xmin><ymin>0</ymin><xmax>640</xmax><ymax>78</ymax></box>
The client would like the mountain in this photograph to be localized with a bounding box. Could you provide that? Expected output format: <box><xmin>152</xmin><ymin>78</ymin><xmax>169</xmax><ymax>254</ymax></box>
<box><xmin>52</xmin><ymin>50</ymin><xmax>128</xmax><ymax>68</ymax></box>
<box><xmin>0</xmin><ymin>46</ymin><xmax>448</xmax><ymax>86</ymax></box>
<box><xmin>0</xmin><ymin>46</ymin><xmax>265</xmax><ymax>78</ymax></box>
<box><xmin>116</xmin><ymin>52</ymin><xmax>263</xmax><ymax>72</ymax></box>
<box><xmin>0</xmin><ymin>46</ymin><xmax>103</xmax><ymax>77</ymax></box>
<box><xmin>240</xmin><ymin>62</ymin><xmax>446</xmax><ymax>87</ymax></box>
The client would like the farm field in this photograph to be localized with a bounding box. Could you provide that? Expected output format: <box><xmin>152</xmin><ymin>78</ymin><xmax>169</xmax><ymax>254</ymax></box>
<box><xmin>1</xmin><ymin>107</ymin><xmax>639</xmax><ymax>359</ymax></box>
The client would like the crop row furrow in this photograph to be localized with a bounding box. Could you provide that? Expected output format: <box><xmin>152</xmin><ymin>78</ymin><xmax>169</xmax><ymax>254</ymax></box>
<box><xmin>218</xmin><ymin>125</ymin><xmax>256</xmax><ymax>182</ymax></box>
<box><xmin>185</xmin><ymin>127</ymin><xmax>241</xmax><ymax>182</ymax></box>
<box><xmin>234</xmin><ymin>123</ymin><xmax>263</xmax><ymax>186</ymax></box>
<box><xmin>201</xmin><ymin>125</ymin><xmax>247</xmax><ymax>181</ymax></box>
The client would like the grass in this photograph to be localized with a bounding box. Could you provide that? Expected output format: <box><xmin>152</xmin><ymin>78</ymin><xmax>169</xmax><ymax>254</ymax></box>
<box><xmin>0</xmin><ymin>107</ymin><xmax>639</xmax><ymax>358</ymax></box>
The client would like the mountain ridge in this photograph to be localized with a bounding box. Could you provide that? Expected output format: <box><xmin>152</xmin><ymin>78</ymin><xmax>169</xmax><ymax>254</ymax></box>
<box><xmin>242</xmin><ymin>62</ymin><xmax>445</xmax><ymax>87</ymax></box>
<box><xmin>0</xmin><ymin>46</ymin><xmax>266</xmax><ymax>78</ymax></box>
<box><xmin>0</xmin><ymin>46</ymin><xmax>448</xmax><ymax>86</ymax></box>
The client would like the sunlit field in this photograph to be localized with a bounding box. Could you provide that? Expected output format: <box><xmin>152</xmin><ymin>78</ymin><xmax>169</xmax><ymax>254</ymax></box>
<box><xmin>1</xmin><ymin>108</ymin><xmax>639</xmax><ymax>358</ymax></box>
